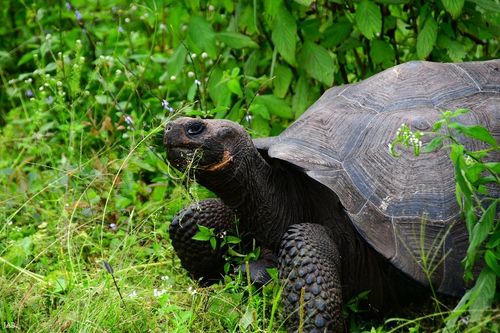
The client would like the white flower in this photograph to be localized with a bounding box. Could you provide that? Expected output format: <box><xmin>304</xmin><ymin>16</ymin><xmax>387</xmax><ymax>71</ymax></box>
<box><xmin>159</xmin><ymin>23</ymin><xmax>166</xmax><ymax>31</ymax></box>
<box><xmin>208</xmin><ymin>5</ymin><xmax>215</xmax><ymax>11</ymax></box>
<box><xmin>131</xmin><ymin>5</ymin><xmax>137</xmax><ymax>11</ymax></box>
<box><xmin>76</xmin><ymin>39</ymin><xmax>82</xmax><ymax>45</ymax></box>
<box><xmin>201</xmin><ymin>52</ymin><xmax>208</xmax><ymax>59</ymax></box>
<box><xmin>115</xmin><ymin>69</ymin><xmax>122</xmax><ymax>76</ymax></box>
<box><xmin>187</xmin><ymin>286</ymin><xmax>197</xmax><ymax>296</ymax></box>
<box><xmin>187</xmin><ymin>71</ymin><xmax>195</xmax><ymax>78</ymax></box>
<box><xmin>170</xmin><ymin>75</ymin><xmax>176</xmax><ymax>81</ymax></box>
<box><xmin>194</xmin><ymin>79</ymin><xmax>201</xmax><ymax>86</ymax></box>
<box><xmin>153</xmin><ymin>288</ymin><xmax>166</xmax><ymax>297</ymax></box>
<box><xmin>160</xmin><ymin>275</ymin><xmax>169</xmax><ymax>281</ymax></box>
<box><xmin>125</xmin><ymin>17</ymin><xmax>130</xmax><ymax>23</ymax></box>
<box><xmin>45</xmin><ymin>33</ymin><xmax>52</xmax><ymax>40</ymax></box>
<box><xmin>128</xmin><ymin>290</ymin><xmax>138</xmax><ymax>298</ymax></box>
<box><xmin>56</xmin><ymin>81</ymin><xmax>62</xmax><ymax>87</ymax></box>
<box><xmin>191</xmin><ymin>53</ymin><xmax>197</xmax><ymax>59</ymax></box>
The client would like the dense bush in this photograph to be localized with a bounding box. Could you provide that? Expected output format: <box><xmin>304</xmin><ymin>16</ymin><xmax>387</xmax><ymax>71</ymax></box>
<box><xmin>0</xmin><ymin>0</ymin><xmax>498</xmax><ymax>332</ymax></box>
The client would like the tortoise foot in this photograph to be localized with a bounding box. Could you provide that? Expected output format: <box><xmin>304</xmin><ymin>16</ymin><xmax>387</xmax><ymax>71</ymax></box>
<box><xmin>169</xmin><ymin>198</ymin><xmax>235</xmax><ymax>283</ymax></box>
<box><xmin>279</xmin><ymin>223</ymin><xmax>345</xmax><ymax>333</ymax></box>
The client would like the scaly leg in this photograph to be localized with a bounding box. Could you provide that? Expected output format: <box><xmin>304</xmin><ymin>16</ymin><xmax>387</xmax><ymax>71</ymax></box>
<box><xmin>279</xmin><ymin>223</ymin><xmax>345</xmax><ymax>333</ymax></box>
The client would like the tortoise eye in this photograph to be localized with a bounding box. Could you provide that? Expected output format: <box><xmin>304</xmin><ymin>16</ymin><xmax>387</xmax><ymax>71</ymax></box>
<box><xmin>186</xmin><ymin>122</ymin><xmax>205</xmax><ymax>136</ymax></box>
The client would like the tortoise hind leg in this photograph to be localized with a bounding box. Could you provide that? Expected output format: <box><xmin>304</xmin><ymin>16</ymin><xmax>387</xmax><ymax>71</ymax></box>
<box><xmin>279</xmin><ymin>223</ymin><xmax>345</xmax><ymax>333</ymax></box>
<box><xmin>169</xmin><ymin>198</ymin><xmax>235</xmax><ymax>284</ymax></box>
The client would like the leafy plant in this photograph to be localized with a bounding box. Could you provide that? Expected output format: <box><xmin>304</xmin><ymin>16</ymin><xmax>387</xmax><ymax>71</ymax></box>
<box><xmin>390</xmin><ymin>108</ymin><xmax>499</xmax><ymax>331</ymax></box>
<box><xmin>0</xmin><ymin>0</ymin><xmax>498</xmax><ymax>332</ymax></box>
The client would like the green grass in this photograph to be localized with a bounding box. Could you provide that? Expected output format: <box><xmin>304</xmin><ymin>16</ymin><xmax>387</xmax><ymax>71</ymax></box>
<box><xmin>1</xmin><ymin>0</ymin><xmax>498</xmax><ymax>332</ymax></box>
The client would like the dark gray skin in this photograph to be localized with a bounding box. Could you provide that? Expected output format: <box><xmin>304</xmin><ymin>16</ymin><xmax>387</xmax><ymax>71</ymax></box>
<box><xmin>164</xmin><ymin>117</ymin><xmax>427</xmax><ymax>332</ymax></box>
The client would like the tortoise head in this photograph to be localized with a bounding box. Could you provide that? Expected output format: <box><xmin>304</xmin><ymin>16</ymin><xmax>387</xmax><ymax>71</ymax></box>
<box><xmin>164</xmin><ymin>117</ymin><xmax>252</xmax><ymax>174</ymax></box>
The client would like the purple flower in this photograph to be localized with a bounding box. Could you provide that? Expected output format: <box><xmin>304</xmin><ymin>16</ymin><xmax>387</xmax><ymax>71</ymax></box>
<box><xmin>25</xmin><ymin>89</ymin><xmax>34</xmax><ymax>97</ymax></box>
<box><xmin>74</xmin><ymin>10</ymin><xmax>82</xmax><ymax>21</ymax></box>
<box><xmin>46</xmin><ymin>95</ymin><xmax>53</xmax><ymax>104</ymax></box>
<box><xmin>118</xmin><ymin>26</ymin><xmax>124</xmax><ymax>33</ymax></box>
<box><xmin>65</xmin><ymin>2</ymin><xmax>72</xmax><ymax>10</ymax></box>
<box><xmin>124</xmin><ymin>114</ymin><xmax>134</xmax><ymax>126</ymax></box>
<box><xmin>162</xmin><ymin>99</ymin><xmax>174</xmax><ymax>113</ymax></box>
<box><xmin>110</xmin><ymin>223</ymin><xmax>117</xmax><ymax>231</ymax></box>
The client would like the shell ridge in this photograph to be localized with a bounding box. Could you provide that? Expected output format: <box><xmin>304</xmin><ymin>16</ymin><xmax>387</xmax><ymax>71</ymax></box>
<box><xmin>339</xmin><ymin>88</ymin><xmax>381</xmax><ymax>114</ymax></box>
<box><xmin>341</xmin><ymin>114</ymin><xmax>379</xmax><ymax>161</ymax></box>
<box><xmin>451</xmin><ymin>63</ymin><xmax>482</xmax><ymax>91</ymax></box>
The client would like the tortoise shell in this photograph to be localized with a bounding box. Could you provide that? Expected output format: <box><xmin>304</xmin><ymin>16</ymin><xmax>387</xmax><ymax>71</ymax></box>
<box><xmin>255</xmin><ymin>60</ymin><xmax>500</xmax><ymax>295</ymax></box>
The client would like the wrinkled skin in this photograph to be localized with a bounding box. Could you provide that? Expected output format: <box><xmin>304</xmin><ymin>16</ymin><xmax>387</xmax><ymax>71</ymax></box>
<box><xmin>164</xmin><ymin>117</ymin><xmax>427</xmax><ymax>332</ymax></box>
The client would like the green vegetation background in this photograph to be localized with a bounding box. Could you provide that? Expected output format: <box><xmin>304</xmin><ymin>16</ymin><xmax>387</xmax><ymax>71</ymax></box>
<box><xmin>0</xmin><ymin>0</ymin><xmax>498</xmax><ymax>332</ymax></box>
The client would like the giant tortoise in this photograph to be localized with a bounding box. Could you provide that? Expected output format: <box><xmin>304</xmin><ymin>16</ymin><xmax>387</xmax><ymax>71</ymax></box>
<box><xmin>164</xmin><ymin>60</ymin><xmax>499</xmax><ymax>332</ymax></box>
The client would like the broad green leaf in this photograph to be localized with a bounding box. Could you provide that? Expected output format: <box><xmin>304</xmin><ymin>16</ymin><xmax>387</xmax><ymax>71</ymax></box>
<box><xmin>193</xmin><ymin>225</ymin><xmax>214</xmax><ymax>241</ymax></box>
<box><xmin>449</xmin><ymin>124</ymin><xmax>498</xmax><ymax>147</ymax></box>
<box><xmin>251</xmin><ymin>114</ymin><xmax>271</xmax><ymax>137</ymax></box>
<box><xmin>484</xmin><ymin>250</ymin><xmax>500</xmax><ymax>276</ymax></box>
<box><xmin>437</xmin><ymin>33</ymin><xmax>467</xmax><ymax>61</ymax></box>
<box><xmin>293</xmin><ymin>74</ymin><xmax>315</xmax><ymax>117</ymax></box>
<box><xmin>273</xmin><ymin>64</ymin><xmax>293</xmax><ymax>98</ymax></box>
<box><xmin>187</xmin><ymin>82</ymin><xmax>198</xmax><ymax>101</ymax></box>
<box><xmin>375</xmin><ymin>0</ymin><xmax>411</xmax><ymax>3</ymax></box>
<box><xmin>485</xmin><ymin>162</ymin><xmax>500</xmax><ymax>173</ymax></box>
<box><xmin>469</xmin><ymin>268</ymin><xmax>496</xmax><ymax>323</ymax></box>
<box><xmin>294</xmin><ymin>0</ymin><xmax>314</xmax><ymax>5</ymax></box>
<box><xmin>264</xmin><ymin>0</ymin><xmax>283</xmax><ymax>20</ymax></box>
<box><xmin>272</xmin><ymin>7</ymin><xmax>297</xmax><ymax>65</ymax></box>
<box><xmin>355</xmin><ymin>0</ymin><xmax>382</xmax><ymax>40</ymax></box>
<box><xmin>468</xmin><ymin>0</ymin><xmax>500</xmax><ymax>12</ymax></box>
<box><xmin>208</xmin><ymin>68</ymin><xmax>232</xmax><ymax>107</ymax></box>
<box><xmin>467</xmin><ymin>201</ymin><xmax>496</xmax><ymax>265</ymax></box>
<box><xmin>464</xmin><ymin>163</ymin><xmax>486</xmax><ymax>184</ymax></box>
<box><xmin>254</xmin><ymin>95</ymin><xmax>293</xmax><ymax>119</ymax></box>
<box><xmin>442</xmin><ymin>0</ymin><xmax>464</xmax><ymax>18</ymax></box>
<box><xmin>416</xmin><ymin>15</ymin><xmax>438</xmax><ymax>59</ymax></box>
<box><xmin>322</xmin><ymin>18</ymin><xmax>352</xmax><ymax>48</ymax></box>
<box><xmin>249</xmin><ymin>103</ymin><xmax>270</xmax><ymax>120</ymax></box>
<box><xmin>17</xmin><ymin>51</ymin><xmax>34</xmax><ymax>66</ymax></box>
<box><xmin>226</xmin><ymin>100</ymin><xmax>244</xmax><ymax>122</ymax></box>
<box><xmin>298</xmin><ymin>41</ymin><xmax>334</xmax><ymax>86</ymax></box>
<box><xmin>423</xmin><ymin>136</ymin><xmax>444</xmax><ymax>153</ymax></box>
<box><xmin>216</xmin><ymin>32</ymin><xmax>258</xmax><ymax>49</ymax></box>
<box><xmin>187</xmin><ymin>16</ymin><xmax>217</xmax><ymax>58</ymax></box>
<box><xmin>227</xmin><ymin>79</ymin><xmax>243</xmax><ymax>97</ymax></box>
<box><xmin>370</xmin><ymin>39</ymin><xmax>395</xmax><ymax>67</ymax></box>
<box><xmin>95</xmin><ymin>95</ymin><xmax>112</xmax><ymax>104</ymax></box>
<box><xmin>225</xmin><ymin>236</ymin><xmax>241</xmax><ymax>244</ymax></box>
<box><xmin>451</xmin><ymin>145</ymin><xmax>473</xmax><ymax>197</ymax></box>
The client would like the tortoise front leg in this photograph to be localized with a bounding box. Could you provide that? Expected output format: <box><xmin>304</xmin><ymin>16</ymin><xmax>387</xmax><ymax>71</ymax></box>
<box><xmin>279</xmin><ymin>223</ymin><xmax>345</xmax><ymax>333</ymax></box>
<box><xmin>169</xmin><ymin>198</ymin><xmax>235</xmax><ymax>284</ymax></box>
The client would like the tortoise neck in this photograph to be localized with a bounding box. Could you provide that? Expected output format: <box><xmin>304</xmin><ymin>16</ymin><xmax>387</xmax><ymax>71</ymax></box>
<box><xmin>197</xmin><ymin>147</ymin><xmax>305</xmax><ymax>250</ymax></box>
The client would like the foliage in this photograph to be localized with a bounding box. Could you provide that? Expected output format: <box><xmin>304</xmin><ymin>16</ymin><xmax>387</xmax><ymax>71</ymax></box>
<box><xmin>0</xmin><ymin>0</ymin><xmax>498</xmax><ymax>332</ymax></box>
<box><xmin>390</xmin><ymin>109</ymin><xmax>499</xmax><ymax>331</ymax></box>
